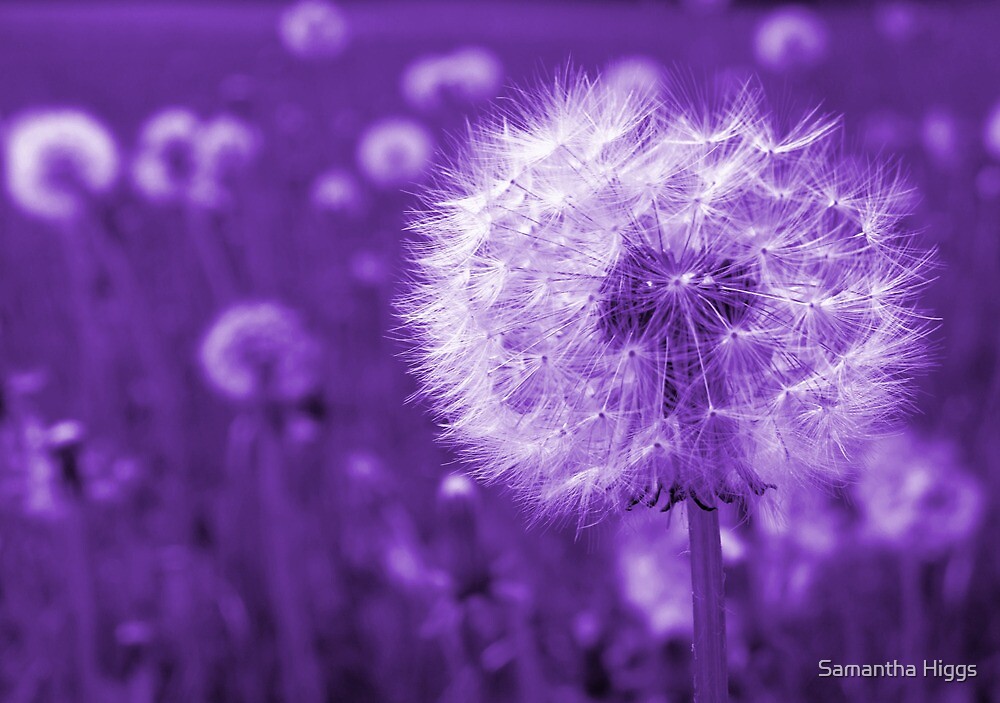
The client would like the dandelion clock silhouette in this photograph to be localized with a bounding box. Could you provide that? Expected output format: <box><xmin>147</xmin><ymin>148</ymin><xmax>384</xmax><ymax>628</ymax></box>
<box><xmin>399</xmin><ymin>71</ymin><xmax>934</xmax><ymax>702</ymax></box>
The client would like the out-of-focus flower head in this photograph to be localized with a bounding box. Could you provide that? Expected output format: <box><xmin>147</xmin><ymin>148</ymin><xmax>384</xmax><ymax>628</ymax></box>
<box><xmin>616</xmin><ymin>516</ymin><xmax>693</xmax><ymax>641</ymax></box>
<box><xmin>982</xmin><ymin>99</ymin><xmax>1000</xmax><ymax>161</ymax></box>
<box><xmin>310</xmin><ymin>167</ymin><xmax>365</xmax><ymax>216</ymax></box>
<box><xmin>1</xmin><ymin>418</ymin><xmax>141</xmax><ymax>518</ymax></box>
<box><xmin>920</xmin><ymin>108</ymin><xmax>962</xmax><ymax>170</ymax></box>
<box><xmin>400</xmin><ymin>72</ymin><xmax>934</xmax><ymax>521</ymax></box>
<box><xmin>132</xmin><ymin>111</ymin><xmax>260</xmax><ymax>208</ymax></box>
<box><xmin>188</xmin><ymin>115</ymin><xmax>261</xmax><ymax>209</ymax></box>
<box><xmin>402</xmin><ymin>47</ymin><xmax>504</xmax><ymax>113</ymax></box>
<box><xmin>857</xmin><ymin>431</ymin><xmax>984</xmax><ymax>558</ymax></box>
<box><xmin>601</xmin><ymin>56</ymin><xmax>668</xmax><ymax>103</ymax></box>
<box><xmin>198</xmin><ymin>301</ymin><xmax>322</xmax><ymax>404</ymax></box>
<box><xmin>3</xmin><ymin>109</ymin><xmax>120</xmax><ymax>221</ymax></box>
<box><xmin>131</xmin><ymin>107</ymin><xmax>200</xmax><ymax>204</ymax></box>
<box><xmin>861</xmin><ymin>110</ymin><xmax>916</xmax><ymax>154</ymax></box>
<box><xmin>874</xmin><ymin>2</ymin><xmax>927</xmax><ymax>45</ymax></box>
<box><xmin>754</xmin><ymin>6</ymin><xmax>830</xmax><ymax>73</ymax></box>
<box><xmin>356</xmin><ymin>117</ymin><xmax>433</xmax><ymax>189</ymax></box>
<box><xmin>278</xmin><ymin>0</ymin><xmax>349</xmax><ymax>60</ymax></box>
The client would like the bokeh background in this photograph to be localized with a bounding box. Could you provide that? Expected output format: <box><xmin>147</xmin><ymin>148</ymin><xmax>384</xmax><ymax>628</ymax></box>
<box><xmin>1</xmin><ymin>1</ymin><xmax>998</xmax><ymax>701</ymax></box>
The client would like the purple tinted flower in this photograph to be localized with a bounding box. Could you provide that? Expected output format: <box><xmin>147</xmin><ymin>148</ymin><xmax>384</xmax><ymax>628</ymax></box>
<box><xmin>131</xmin><ymin>107</ymin><xmax>200</xmax><ymax>204</ymax></box>
<box><xmin>982</xmin><ymin>99</ymin><xmax>1000</xmax><ymax>160</ymax></box>
<box><xmin>3</xmin><ymin>109</ymin><xmax>120</xmax><ymax>221</ymax></box>
<box><xmin>400</xmin><ymin>73</ymin><xmax>934</xmax><ymax>519</ymax></box>
<box><xmin>309</xmin><ymin>166</ymin><xmax>365</xmax><ymax>216</ymax></box>
<box><xmin>188</xmin><ymin>115</ymin><xmax>261</xmax><ymax>208</ymax></box>
<box><xmin>356</xmin><ymin>117</ymin><xmax>433</xmax><ymax>189</ymax></box>
<box><xmin>602</xmin><ymin>56</ymin><xmax>667</xmax><ymax>102</ymax></box>
<box><xmin>616</xmin><ymin>516</ymin><xmax>693</xmax><ymax>640</ymax></box>
<box><xmin>278</xmin><ymin>0</ymin><xmax>349</xmax><ymax>60</ymax></box>
<box><xmin>754</xmin><ymin>6</ymin><xmax>830</xmax><ymax>74</ymax></box>
<box><xmin>198</xmin><ymin>301</ymin><xmax>322</xmax><ymax>404</ymax></box>
<box><xmin>857</xmin><ymin>432</ymin><xmax>983</xmax><ymax>557</ymax></box>
<box><xmin>401</xmin><ymin>46</ymin><xmax>504</xmax><ymax>113</ymax></box>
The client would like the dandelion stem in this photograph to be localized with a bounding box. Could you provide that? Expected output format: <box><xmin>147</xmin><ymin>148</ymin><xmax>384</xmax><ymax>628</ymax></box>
<box><xmin>688</xmin><ymin>504</ymin><xmax>729</xmax><ymax>703</ymax></box>
<box><xmin>255</xmin><ymin>414</ymin><xmax>325</xmax><ymax>703</ymax></box>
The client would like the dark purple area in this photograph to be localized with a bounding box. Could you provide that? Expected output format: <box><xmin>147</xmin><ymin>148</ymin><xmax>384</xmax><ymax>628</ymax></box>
<box><xmin>1</xmin><ymin>2</ymin><xmax>998</xmax><ymax>702</ymax></box>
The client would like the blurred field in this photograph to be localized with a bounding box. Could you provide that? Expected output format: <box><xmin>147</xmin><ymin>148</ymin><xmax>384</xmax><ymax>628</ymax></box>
<box><xmin>1</xmin><ymin>2</ymin><xmax>999</xmax><ymax>702</ymax></box>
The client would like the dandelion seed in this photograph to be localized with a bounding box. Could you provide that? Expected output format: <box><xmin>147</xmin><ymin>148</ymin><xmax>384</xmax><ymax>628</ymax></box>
<box><xmin>402</xmin><ymin>46</ymin><xmax>504</xmax><ymax>113</ymax></box>
<box><xmin>278</xmin><ymin>0</ymin><xmax>349</xmax><ymax>60</ymax></box>
<box><xmin>754</xmin><ymin>6</ymin><xmax>830</xmax><ymax>74</ymax></box>
<box><xmin>4</xmin><ymin>109</ymin><xmax>120</xmax><ymax>221</ymax></box>
<box><xmin>198</xmin><ymin>301</ymin><xmax>322</xmax><ymax>404</ymax></box>
<box><xmin>356</xmin><ymin>117</ymin><xmax>433</xmax><ymax>189</ymax></box>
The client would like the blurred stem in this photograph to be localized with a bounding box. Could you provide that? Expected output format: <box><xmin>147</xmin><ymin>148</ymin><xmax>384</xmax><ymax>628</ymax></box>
<box><xmin>900</xmin><ymin>557</ymin><xmax>925</xmax><ymax>703</ymax></box>
<box><xmin>255</xmin><ymin>414</ymin><xmax>325</xmax><ymax>703</ymax></box>
<box><xmin>688</xmin><ymin>505</ymin><xmax>729</xmax><ymax>703</ymax></box>
<box><xmin>185</xmin><ymin>208</ymin><xmax>238</xmax><ymax>303</ymax></box>
<box><xmin>63</xmin><ymin>499</ymin><xmax>101</xmax><ymax>702</ymax></box>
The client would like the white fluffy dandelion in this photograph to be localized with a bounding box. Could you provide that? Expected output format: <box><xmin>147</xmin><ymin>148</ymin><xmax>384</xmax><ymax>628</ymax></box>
<box><xmin>4</xmin><ymin>109</ymin><xmax>120</xmax><ymax>221</ymax></box>
<box><xmin>356</xmin><ymin>117</ymin><xmax>434</xmax><ymax>189</ymax></box>
<box><xmin>401</xmin><ymin>74</ymin><xmax>933</xmax><ymax>519</ymax></box>
<box><xmin>198</xmin><ymin>301</ymin><xmax>322</xmax><ymax>404</ymax></box>
<box><xmin>400</xmin><ymin>73</ymin><xmax>935</xmax><ymax>700</ymax></box>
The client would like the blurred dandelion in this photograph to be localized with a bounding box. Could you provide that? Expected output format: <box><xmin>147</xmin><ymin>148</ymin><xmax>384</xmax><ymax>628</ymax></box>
<box><xmin>131</xmin><ymin>107</ymin><xmax>200</xmax><ymax>204</ymax></box>
<box><xmin>617</xmin><ymin>519</ymin><xmax>694</xmax><ymax>642</ymax></box>
<box><xmin>3</xmin><ymin>109</ymin><xmax>119</xmax><ymax>221</ymax></box>
<box><xmin>402</xmin><ymin>47</ymin><xmax>505</xmax><ymax>113</ymax></box>
<box><xmin>202</xmin><ymin>301</ymin><xmax>327</xmax><ymax>702</ymax></box>
<box><xmin>602</xmin><ymin>56</ymin><xmax>667</xmax><ymax>102</ymax></box>
<box><xmin>754</xmin><ymin>6</ymin><xmax>830</xmax><ymax>74</ymax></box>
<box><xmin>198</xmin><ymin>300</ymin><xmax>322</xmax><ymax>405</ymax></box>
<box><xmin>982</xmin><ymin>99</ymin><xmax>1000</xmax><ymax>161</ymax></box>
<box><xmin>310</xmin><ymin>166</ymin><xmax>365</xmax><ymax>216</ymax></box>
<box><xmin>278</xmin><ymin>0</ymin><xmax>349</xmax><ymax>60</ymax></box>
<box><xmin>400</xmin><ymin>71</ymin><xmax>934</xmax><ymax>702</ymax></box>
<box><xmin>858</xmin><ymin>432</ymin><xmax>983</xmax><ymax>559</ymax></box>
<box><xmin>356</xmin><ymin>117</ymin><xmax>434</xmax><ymax>189</ymax></box>
<box><xmin>188</xmin><ymin>114</ymin><xmax>261</xmax><ymax>209</ymax></box>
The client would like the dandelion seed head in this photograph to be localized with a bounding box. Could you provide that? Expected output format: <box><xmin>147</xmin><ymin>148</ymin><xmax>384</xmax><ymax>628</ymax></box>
<box><xmin>982</xmin><ymin>99</ymin><xmax>1000</xmax><ymax>161</ymax></box>
<box><xmin>400</xmin><ymin>72</ymin><xmax>934</xmax><ymax>521</ymax></box>
<box><xmin>4</xmin><ymin>109</ymin><xmax>119</xmax><ymax>221</ymax></box>
<box><xmin>189</xmin><ymin>115</ymin><xmax>261</xmax><ymax>208</ymax></box>
<box><xmin>198</xmin><ymin>301</ymin><xmax>322</xmax><ymax>404</ymax></box>
<box><xmin>131</xmin><ymin>107</ymin><xmax>200</xmax><ymax>204</ymax></box>
<box><xmin>401</xmin><ymin>47</ymin><xmax>504</xmax><ymax>113</ymax></box>
<box><xmin>356</xmin><ymin>117</ymin><xmax>434</xmax><ymax>189</ymax></box>
<box><xmin>602</xmin><ymin>56</ymin><xmax>667</xmax><ymax>102</ymax></box>
<box><xmin>310</xmin><ymin>167</ymin><xmax>365</xmax><ymax>216</ymax></box>
<box><xmin>754</xmin><ymin>6</ymin><xmax>830</xmax><ymax>74</ymax></box>
<box><xmin>858</xmin><ymin>432</ymin><xmax>983</xmax><ymax>557</ymax></box>
<box><xmin>278</xmin><ymin>0</ymin><xmax>349</xmax><ymax>60</ymax></box>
